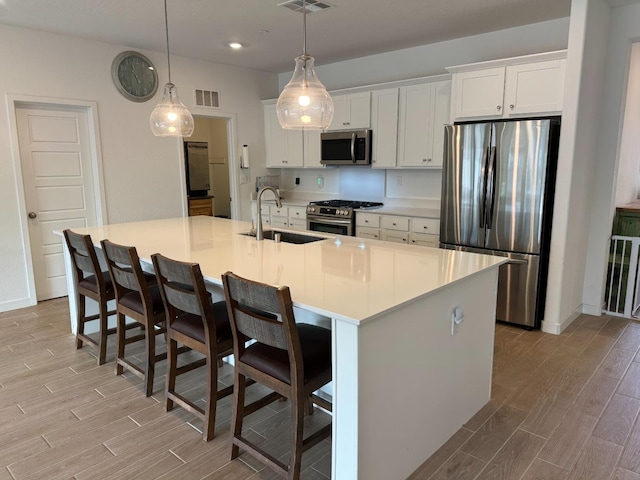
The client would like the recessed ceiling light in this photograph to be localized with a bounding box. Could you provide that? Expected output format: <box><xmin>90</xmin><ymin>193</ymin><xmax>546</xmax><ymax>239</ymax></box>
<box><xmin>228</xmin><ymin>42</ymin><xmax>243</xmax><ymax>49</ymax></box>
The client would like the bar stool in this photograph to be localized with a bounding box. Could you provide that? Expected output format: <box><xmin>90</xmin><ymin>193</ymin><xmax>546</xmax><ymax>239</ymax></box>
<box><xmin>100</xmin><ymin>239</ymin><xmax>166</xmax><ymax>397</ymax></box>
<box><xmin>151</xmin><ymin>253</ymin><xmax>234</xmax><ymax>441</ymax></box>
<box><xmin>62</xmin><ymin>229</ymin><xmax>116</xmax><ymax>365</ymax></box>
<box><xmin>222</xmin><ymin>271</ymin><xmax>332</xmax><ymax>480</ymax></box>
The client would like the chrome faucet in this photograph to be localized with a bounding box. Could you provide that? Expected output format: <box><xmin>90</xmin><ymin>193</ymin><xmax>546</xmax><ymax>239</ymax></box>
<box><xmin>256</xmin><ymin>186</ymin><xmax>282</xmax><ymax>240</ymax></box>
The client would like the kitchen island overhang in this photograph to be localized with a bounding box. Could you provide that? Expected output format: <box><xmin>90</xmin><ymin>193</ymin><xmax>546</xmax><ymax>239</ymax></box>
<box><xmin>57</xmin><ymin>216</ymin><xmax>505</xmax><ymax>480</ymax></box>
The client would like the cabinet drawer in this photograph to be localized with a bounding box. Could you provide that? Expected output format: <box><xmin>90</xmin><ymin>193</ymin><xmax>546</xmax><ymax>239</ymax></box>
<box><xmin>381</xmin><ymin>230</ymin><xmax>408</xmax><ymax>244</ymax></box>
<box><xmin>270</xmin><ymin>216</ymin><xmax>289</xmax><ymax>228</ymax></box>
<box><xmin>288</xmin><ymin>218</ymin><xmax>307</xmax><ymax>230</ymax></box>
<box><xmin>270</xmin><ymin>205</ymin><xmax>288</xmax><ymax>217</ymax></box>
<box><xmin>410</xmin><ymin>232</ymin><xmax>439</xmax><ymax>248</ymax></box>
<box><xmin>288</xmin><ymin>206</ymin><xmax>307</xmax><ymax>219</ymax></box>
<box><xmin>411</xmin><ymin>218</ymin><xmax>440</xmax><ymax>234</ymax></box>
<box><xmin>381</xmin><ymin>216</ymin><xmax>409</xmax><ymax>231</ymax></box>
<box><xmin>356</xmin><ymin>213</ymin><xmax>381</xmax><ymax>228</ymax></box>
<box><xmin>356</xmin><ymin>227</ymin><xmax>381</xmax><ymax>240</ymax></box>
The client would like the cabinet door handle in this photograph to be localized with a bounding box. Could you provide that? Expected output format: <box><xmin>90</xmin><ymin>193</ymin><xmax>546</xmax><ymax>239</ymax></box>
<box><xmin>392</xmin><ymin>222</ymin><xmax>397</xmax><ymax>226</ymax></box>
<box><xmin>496</xmin><ymin>105</ymin><xmax>502</xmax><ymax>110</ymax></box>
<box><xmin>509</xmin><ymin>104</ymin><xmax>515</xmax><ymax>109</ymax></box>
<box><xmin>423</xmin><ymin>226</ymin><xmax>428</xmax><ymax>230</ymax></box>
<box><xmin>364</xmin><ymin>219</ymin><xmax>369</xmax><ymax>223</ymax></box>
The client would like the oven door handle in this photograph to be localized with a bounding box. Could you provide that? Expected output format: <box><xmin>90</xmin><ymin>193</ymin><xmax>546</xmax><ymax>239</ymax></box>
<box><xmin>308</xmin><ymin>216</ymin><xmax>353</xmax><ymax>226</ymax></box>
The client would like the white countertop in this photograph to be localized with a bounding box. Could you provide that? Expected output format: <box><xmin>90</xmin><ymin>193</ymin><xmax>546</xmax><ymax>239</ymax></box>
<box><xmin>70</xmin><ymin>217</ymin><xmax>503</xmax><ymax>325</ymax></box>
<box><xmin>363</xmin><ymin>206</ymin><xmax>440</xmax><ymax>218</ymax></box>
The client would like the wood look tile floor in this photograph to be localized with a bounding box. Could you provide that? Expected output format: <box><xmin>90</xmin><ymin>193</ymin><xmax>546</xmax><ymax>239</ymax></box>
<box><xmin>2</xmin><ymin>299</ymin><xmax>640</xmax><ymax>479</ymax></box>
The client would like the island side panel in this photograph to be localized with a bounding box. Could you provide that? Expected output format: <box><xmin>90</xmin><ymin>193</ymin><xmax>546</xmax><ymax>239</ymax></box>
<box><xmin>357</xmin><ymin>267</ymin><xmax>499</xmax><ymax>480</ymax></box>
<box><xmin>331</xmin><ymin>317</ymin><xmax>359</xmax><ymax>480</ymax></box>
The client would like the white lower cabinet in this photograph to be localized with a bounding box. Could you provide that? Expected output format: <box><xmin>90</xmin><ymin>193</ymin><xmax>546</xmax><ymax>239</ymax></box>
<box><xmin>355</xmin><ymin>212</ymin><xmax>440</xmax><ymax>247</ymax></box>
<box><xmin>356</xmin><ymin>227</ymin><xmax>380</xmax><ymax>240</ymax></box>
<box><xmin>251</xmin><ymin>201</ymin><xmax>307</xmax><ymax>230</ymax></box>
<box><xmin>410</xmin><ymin>232</ymin><xmax>439</xmax><ymax>247</ymax></box>
<box><xmin>288</xmin><ymin>206</ymin><xmax>308</xmax><ymax>231</ymax></box>
<box><xmin>381</xmin><ymin>215</ymin><xmax>409</xmax><ymax>244</ymax></box>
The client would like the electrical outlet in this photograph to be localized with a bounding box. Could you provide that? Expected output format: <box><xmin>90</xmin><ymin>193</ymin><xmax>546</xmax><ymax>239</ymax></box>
<box><xmin>295</xmin><ymin>177</ymin><xmax>300</xmax><ymax>185</ymax></box>
<box><xmin>396</xmin><ymin>176</ymin><xmax>403</xmax><ymax>187</ymax></box>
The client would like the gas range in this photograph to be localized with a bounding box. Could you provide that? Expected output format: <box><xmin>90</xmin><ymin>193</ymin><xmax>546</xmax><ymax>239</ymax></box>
<box><xmin>306</xmin><ymin>200</ymin><xmax>383</xmax><ymax>236</ymax></box>
<box><xmin>306</xmin><ymin>200</ymin><xmax>384</xmax><ymax>219</ymax></box>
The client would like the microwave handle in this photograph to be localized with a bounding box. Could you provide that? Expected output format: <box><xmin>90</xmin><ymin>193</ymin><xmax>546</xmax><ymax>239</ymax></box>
<box><xmin>350</xmin><ymin>132</ymin><xmax>356</xmax><ymax>163</ymax></box>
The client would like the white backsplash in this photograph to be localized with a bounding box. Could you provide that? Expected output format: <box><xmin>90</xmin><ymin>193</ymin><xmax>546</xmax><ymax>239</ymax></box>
<box><xmin>277</xmin><ymin>167</ymin><xmax>442</xmax><ymax>205</ymax></box>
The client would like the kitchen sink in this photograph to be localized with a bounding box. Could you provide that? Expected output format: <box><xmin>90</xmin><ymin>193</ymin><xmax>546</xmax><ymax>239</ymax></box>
<box><xmin>241</xmin><ymin>230</ymin><xmax>327</xmax><ymax>244</ymax></box>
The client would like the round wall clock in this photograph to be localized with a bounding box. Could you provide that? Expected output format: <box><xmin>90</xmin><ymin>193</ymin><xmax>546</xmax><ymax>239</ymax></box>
<box><xmin>111</xmin><ymin>51</ymin><xmax>158</xmax><ymax>102</ymax></box>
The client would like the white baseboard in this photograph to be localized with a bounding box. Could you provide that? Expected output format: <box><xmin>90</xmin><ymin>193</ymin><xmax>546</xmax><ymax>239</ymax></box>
<box><xmin>581</xmin><ymin>303</ymin><xmax>603</xmax><ymax>316</ymax></box>
<box><xmin>541</xmin><ymin>309</ymin><xmax>581</xmax><ymax>335</ymax></box>
<box><xmin>0</xmin><ymin>296</ymin><xmax>36</xmax><ymax>313</ymax></box>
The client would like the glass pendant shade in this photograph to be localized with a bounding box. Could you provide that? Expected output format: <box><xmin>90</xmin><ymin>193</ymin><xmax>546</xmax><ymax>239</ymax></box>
<box><xmin>276</xmin><ymin>54</ymin><xmax>334</xmax><ymax>130</ymax></box>
<box><xmin>150</xmin><ymin>83</ymin><xmax>194</xmax><ymax>137</ymax></box>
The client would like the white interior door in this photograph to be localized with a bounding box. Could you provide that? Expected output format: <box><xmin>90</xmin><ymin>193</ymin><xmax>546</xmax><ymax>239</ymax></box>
<box><xmin>16</xmin><ymin>105</ymin><xmax>97</xmax><ymax>301</ymax></box>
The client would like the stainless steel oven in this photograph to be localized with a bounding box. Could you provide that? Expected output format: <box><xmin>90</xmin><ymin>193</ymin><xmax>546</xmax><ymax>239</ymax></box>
<box><xmin>306</xmin><ymin>200</ymin><xmax>383</xmax><ymax>236</ymax></box>
<box><xmin>307</xmin><ymin>215</ymin><xmax>354</xmax><ymax>236</ymax></box>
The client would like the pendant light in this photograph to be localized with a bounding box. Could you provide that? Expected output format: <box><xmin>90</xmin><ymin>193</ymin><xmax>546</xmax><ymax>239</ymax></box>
<box><xmin>150</xmin><ymin>0</ymin><xmax>194</xmax><ymax>137</ymax></box>
<box><xmin>276</xmin><ymin>0</ymin><xmax>333</xmax><ymax>130</ymax></box>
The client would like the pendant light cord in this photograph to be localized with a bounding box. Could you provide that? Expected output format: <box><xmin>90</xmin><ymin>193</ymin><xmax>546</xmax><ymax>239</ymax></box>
<box><xmin>302</xmin><ymin>0</ymin><xmax>307</xmax><ymax>55</ymax></box>
<box><xmin>163</xmin><ymin>0</ymin><xmax>172</xmax><ymax>83</ymax></box>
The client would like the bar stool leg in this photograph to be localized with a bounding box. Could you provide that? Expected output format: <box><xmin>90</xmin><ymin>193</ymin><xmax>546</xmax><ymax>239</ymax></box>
<box><xmin>98</xmin><ymin>299</ymin><xmax>109</xmax><ymax>365</ymax></box>
<box><xmin>144</xmin><ymin>320</ymin><xmax>155</xmax><ymax>397</ymax></box>
<box><xmin>230</xmin><ymin>371</ymin><xmax>246</xmax><ymax>459</ymax></box>
<box><xmin>115</xmin><ymin>312</ymin><xmax>126</xmax><ymax>376</ymax></box>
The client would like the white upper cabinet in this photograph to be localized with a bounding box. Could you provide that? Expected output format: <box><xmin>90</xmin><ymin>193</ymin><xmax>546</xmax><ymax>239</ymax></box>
<box><xmin>328</xmin><ymin>92</ymin><xmax>371</xmax><ymax>130</ymax></box>
<box><xmin>397</xmin><ymin>80</ymin><xmax>451</xmax><ymax>168</ymax></box>
<box><xmin>503</xmin><ymin>60</ymin><xmax>566</xmax><ymax>116</ymax></box>
<box><xmin>448</xmin><ymin>50</ymin><xmax>567</xmax><ymax>121</ymax></box>
<box><xmin>263</xmin><ymin>103</ymin><xmax>304</xmax><ymax>168</ymax></box>
<box><xmin>371</xmin><ymin>88</ymin><xmax>399</xmax><ymax>169</ymax></box>
<box><xmin>303</xmin><ymin>131</ymin><xmax>323</xmax><ymax>168</ymax></box>
<box><xmin>451</xmin><ymin>67</ymin><xmax>506</xmax><ymax>119</ymax></box>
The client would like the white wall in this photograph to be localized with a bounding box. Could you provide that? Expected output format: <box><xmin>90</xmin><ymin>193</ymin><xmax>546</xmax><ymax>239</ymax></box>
<box><xmin>0</xmin><ymin>24</ymin><xmax>278</xmax><ymax>311</ymax></box>
<box><xmin>542</xmin><ymin>0</ymin><xmax>611</xmax><ymax>333</ymax></box>
<box><xmin>582</xmin><ymin>1</ymin><xmax>640</xmax><ymax>315</ymax></box>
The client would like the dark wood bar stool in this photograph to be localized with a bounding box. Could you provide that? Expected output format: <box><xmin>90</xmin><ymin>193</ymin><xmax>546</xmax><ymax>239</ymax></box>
<box><xmin>100</xmin><ymin>240</ymin><xmax>166</xmax><ymax>397</ymax></box>
<box><xmin>151</xmin><ymin>253</ymin><xmax>235</xmax><ymax>441</ymax></box>
<box><xmin>221</xmin><ymin>271</ymin><xmax>332</xmax><ymax>480</ymax></box>
<box><xmin>62</xmin><ymin>229</ymin><xmax>117</xmax><ymax>365</ymax></box>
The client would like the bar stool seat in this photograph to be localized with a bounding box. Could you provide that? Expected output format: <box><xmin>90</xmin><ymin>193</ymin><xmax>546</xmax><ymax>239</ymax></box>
<box><xmin>240</xmin><ymin>324</ymin><xmax>331</xmax><ymax>384</ymax></box>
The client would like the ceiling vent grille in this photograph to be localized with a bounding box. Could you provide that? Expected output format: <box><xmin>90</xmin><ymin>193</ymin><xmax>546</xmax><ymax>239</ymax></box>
<box><xmin>278</xmin><ymin>0</ymin><xmax>332</xmax><ymax>14</ymax></box>
<box><xmin>194</xmin><ymin>89</ymin><xmax>220</xmax><ymax>108</ymax></box>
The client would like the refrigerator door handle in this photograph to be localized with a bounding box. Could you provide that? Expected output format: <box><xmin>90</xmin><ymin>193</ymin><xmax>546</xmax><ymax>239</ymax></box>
<box><xmin>485</xmin><ymin>146</ymin><xmax>497</xmax><ymax>229</ymax></box>
<box><xmin>479</xmin><ymin>146</ymin><xmax>489</xmax><ymax>228</ymax></box>
<box><xmin>507</xmin><ymin>258</ymin><xmax>528</xmax><ymax>265</ymax></box>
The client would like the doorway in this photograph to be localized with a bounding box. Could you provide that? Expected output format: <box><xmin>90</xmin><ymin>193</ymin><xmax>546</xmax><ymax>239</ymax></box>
<box><xmin>191</xmin><ymin>116</ymin><xmax>231</xmax><ymax>218</ymax></box>
<box><xmin>13</xmin><ymin>100</ymin><xmax>103</xmax><ymax>301</ymax></box>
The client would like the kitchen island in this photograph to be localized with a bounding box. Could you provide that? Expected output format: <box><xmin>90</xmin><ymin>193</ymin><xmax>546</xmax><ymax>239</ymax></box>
<box><xmin>60</xmin><ymin>216</ymin><xmax>505</xmax><ymax>480</ymax></box>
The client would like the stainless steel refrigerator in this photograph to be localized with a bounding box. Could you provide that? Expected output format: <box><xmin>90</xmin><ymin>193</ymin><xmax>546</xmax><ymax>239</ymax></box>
<box><xmin>184</xmin><ymin>141</ymin><xmax>210</xmax><ymax>197</ymax></box>
<box><xmin>440</xmin><ymin>119</ymin><xmax>561</xmax><ymax>328</ymax></box>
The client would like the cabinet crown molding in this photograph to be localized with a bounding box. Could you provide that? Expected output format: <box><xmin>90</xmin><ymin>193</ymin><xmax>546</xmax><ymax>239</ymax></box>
<box><xmin>446</xmin><ymin>49</ymin><xmax>567</xmax><ymax>74</ymax></box>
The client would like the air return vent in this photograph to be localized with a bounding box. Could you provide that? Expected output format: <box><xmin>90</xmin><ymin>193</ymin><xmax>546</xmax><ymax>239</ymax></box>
<box><xmin>278</xmin><ymin>0</ymin><xmax>332</xmax><ymax>14</ymax></box>
<box><xmin>194</xmin><ymin>89</ymin><xmax>220</xmax><ymax>108</ymax></box>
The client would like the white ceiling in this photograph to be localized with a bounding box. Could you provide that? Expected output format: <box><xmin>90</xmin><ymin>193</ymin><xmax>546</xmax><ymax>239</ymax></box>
<box><xmin>0</xmin><ymin>0</ymin><xmax>576</xmax><ymax>73</ymax></box>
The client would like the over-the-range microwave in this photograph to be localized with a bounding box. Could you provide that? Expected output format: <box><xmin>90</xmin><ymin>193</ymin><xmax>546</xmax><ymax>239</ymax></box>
<box><xmin>320</xmin><ymin>129</ymin><xmax>372</xmax><ymax>166</ymax></box>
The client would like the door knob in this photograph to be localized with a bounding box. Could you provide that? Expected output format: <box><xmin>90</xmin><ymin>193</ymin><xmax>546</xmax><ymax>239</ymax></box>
<box><xmin>28</xmin><ymin>212</ymin><xmax>37</xmax><ymax>219</ymax></box>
